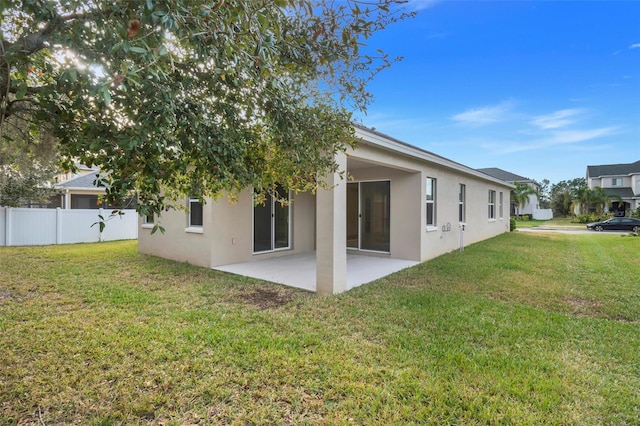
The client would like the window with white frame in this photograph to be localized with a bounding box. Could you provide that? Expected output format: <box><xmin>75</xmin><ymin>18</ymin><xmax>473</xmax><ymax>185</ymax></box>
<box><xmin>143</xmin><ymin>214</ymin><xmax>154</xmax><ymax>225</ymax></box>
<box><xmin>612</xmin><ymin>178</ymin><xmax>622</xmax><ymax>186</ymax></box>
<box><xmin>488</xmin><ymin>190</ymin><xmax>496</xmax><ymax>219</ymax></box>
<box><xmin>499</xmin><ymin>191</ymin><xmax>504</xmax><ymax>219</ymax></box>
<box><xmin>426</xmin><ymin>177</ymin><xmax>436</xmax><ymax>227</ymax></box>
<box><xmin>459</xmin><ymin>184</ymin><xmax>466</xmax><ymax>223</ymax></box>
<box><xmin>188</xmin><ymin>196</ymin><xmax>203</xmax><ymax>228</ymax></box>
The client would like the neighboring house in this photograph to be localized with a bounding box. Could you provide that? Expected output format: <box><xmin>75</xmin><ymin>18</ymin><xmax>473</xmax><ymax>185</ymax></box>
<box><xmin>476</xmin><ymin>167</ymin><xmax>552</xmax><ymax>220</ymax></box>
<box><xmin>17</xmin><ymin>164</ymin><xmax>104</xmax><ymax>209</ymax></box>
<box><xmin>48</xmin><ymin>166</ymin><xmax>135</xmax><ymax>209</ymax></box>
<box><xmin>53</xmin><ymin>171</ymin><xmax>107</xmax><ymax>209</ymax></box>
<box><xmin>586</xmin><ymin>160</ymin><xmax>640</xmax><ymax>217</ymax></box>
<box><xmin>139</xmin><ymin>125</ymin><xmax>513</xmax><ymax>295</ymax></box>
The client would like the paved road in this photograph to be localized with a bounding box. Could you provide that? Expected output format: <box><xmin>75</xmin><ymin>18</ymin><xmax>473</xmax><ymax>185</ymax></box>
<box><xmin>517</xmin><ymin>227</ymin><xmax>630</xmax><ymax>235</ymax></box>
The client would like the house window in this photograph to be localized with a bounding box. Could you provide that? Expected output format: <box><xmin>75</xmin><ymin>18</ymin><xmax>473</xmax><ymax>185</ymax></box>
<box><xmin>188</xmin><ymin>196</ymin><xmax>203</xmax><ymax>228</ymax></box>
<box><xmin>144</xmin><ymin>214</ymin><xmax>154</xmax><ymax>225</ymax></box>
<box><xmin>459</xmin><ymin>184</ymin><xmax>466</xmax><ymax>223</ymax></box>
<box><xmin>426</xmin><ymin>177</ymin><xmax>436</xmax><ymax>227</ymax></box>
<box><xmin>612</xmin><ymin>178</ymin><xmax>622</xmax><ymax>186</ymax></box>
<box><xmin>488</xmin><ymin>190</ymin><xmax>496</xmax><ymax>219</ymax></box>
<box><xmin>499</xmin><ymin>192</ymin><xmax>504</xmax><ymax>219</ymax></box>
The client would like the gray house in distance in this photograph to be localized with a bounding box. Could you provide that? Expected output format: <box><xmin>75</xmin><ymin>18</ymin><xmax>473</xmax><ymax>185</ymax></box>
<box><xmin>477</xmin><ymin>167</ymin><xmax>552</xmax><ymax>220</ymax></box>
<box><xmin>586</xmin><ymin>160</ymin><xmax>640</xmax><ymax>216</ymax></box>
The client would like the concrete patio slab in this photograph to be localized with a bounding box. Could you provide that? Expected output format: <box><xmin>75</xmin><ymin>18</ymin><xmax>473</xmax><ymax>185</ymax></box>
<box><xmin>213</xmin><ymin>252</ymin><xmax>419</xmax><ymax>292</ymax></box>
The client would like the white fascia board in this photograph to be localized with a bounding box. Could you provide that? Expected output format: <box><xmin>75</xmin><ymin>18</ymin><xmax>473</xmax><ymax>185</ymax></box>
<box><xmin>354</xmin><ymin>127</ymin><xmax>515</xmax><ymax>189</ymax></box>
<box><xmin>54</xmin><ymin>187</ymin><xmax>107</xmax><ymax>192</ymax></box>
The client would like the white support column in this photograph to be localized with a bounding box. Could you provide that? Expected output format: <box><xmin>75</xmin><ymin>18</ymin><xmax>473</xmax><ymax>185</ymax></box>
<box><xmin>315</xmin><ymin>152</ymin><xmax>347</xmax><ymax>295</ymax></box>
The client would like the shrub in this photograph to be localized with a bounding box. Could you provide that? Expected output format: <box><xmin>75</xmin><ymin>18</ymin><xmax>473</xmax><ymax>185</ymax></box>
<box><xmin>510</xmin><ymin>217</ymin><xmax>516</xmax><ymax>231</ymax></box>
<box><xmin>571</xmin><ymin>213</ymin><xmax>609</xmax><ymax>224</ymax></box>
<box><xmin>631</xmin><ymin>207</ymin><xmax>640</xmax><ymax>218</ymax></box>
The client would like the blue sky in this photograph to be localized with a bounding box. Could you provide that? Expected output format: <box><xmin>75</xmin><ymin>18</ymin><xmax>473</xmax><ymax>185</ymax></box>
<box><xmin>354</xmin><ymin>1</ymin><xmax>640</xmax><ymax>185</ymax></box>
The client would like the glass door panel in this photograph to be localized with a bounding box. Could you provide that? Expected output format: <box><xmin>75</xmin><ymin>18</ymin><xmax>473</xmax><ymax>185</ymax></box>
<box><xmin>360</xmin><ymin>181</ymin><xmax>390</xmax><ymax>252</ymax></box>
<box><xmin>274</xmin><ymin>186</ymin><xmax>290</xmax><ymax>249</ymax></box>
<box><xmin>254</xmin><ymin>195</ymin><xmax>272</xmax><ymax>253</ymax></box>
<box><xmin>346</xmin><ymin>183</ymin><xmax>359</xmax><ymax>249</ymax></box>
<box><xmin>254</xmin><ymin>187</ymin><xmax>290</xmax><ymax>253</ymax></box>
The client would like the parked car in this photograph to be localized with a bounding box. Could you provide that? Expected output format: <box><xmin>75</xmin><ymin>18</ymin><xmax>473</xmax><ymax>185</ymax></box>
<box><xmin>586</xmin><ymin>217</ymin><xmax>640</xmax><ymax>232</ymax></box>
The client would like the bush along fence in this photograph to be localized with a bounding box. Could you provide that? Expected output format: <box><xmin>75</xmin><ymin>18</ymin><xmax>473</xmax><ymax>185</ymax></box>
<box><xmin>0</xmin><ymin>207</ymin><xmax>138</xmax><ymax>247</ymax></box>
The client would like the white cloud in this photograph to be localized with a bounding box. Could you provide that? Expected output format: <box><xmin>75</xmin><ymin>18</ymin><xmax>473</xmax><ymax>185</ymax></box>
<box><xmin>451</xmin><ymin>101</ymin><xmax>513</xmax><ymax>126</ymax></box>
<box><xmin>548</xmin><ymin>127</ymin><xmax>619</xmax><ymax>144</ymax></box>
<box><xmin>498</xmin><ymin>126</ymin><xmax>620</xmax><ymax>154</ymax></box>
<box><xmin>408</xmin><ymin>0</ymin><xmax>442</xmax><ymax>11</ymax></box>
<box><xmin>629</xmin><ymin>43</ymin><xmax>640</xmax><ymax>49</ymax></box>
<box><xmin>530</xmin><ymin>109</ymin><xmax>584</xmax><ymax>130</ymax></box>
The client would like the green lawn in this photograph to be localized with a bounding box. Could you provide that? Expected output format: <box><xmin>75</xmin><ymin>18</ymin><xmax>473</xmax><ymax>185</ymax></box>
<box><xmin>1</xmin><ymin>234</ymin><xmax>639</xmax><ymax>425</ymax></box>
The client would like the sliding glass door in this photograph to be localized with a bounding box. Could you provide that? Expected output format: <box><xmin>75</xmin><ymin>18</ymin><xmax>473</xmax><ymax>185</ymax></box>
<box><xmin>254</xmin><ymin>186</ymin><xmax>290</xmax><ymax>253</ymax></box>
<box><xmin>346</xmin><ymin>181</ymin><xmax>390</xmax><ymax>253</ymax></box>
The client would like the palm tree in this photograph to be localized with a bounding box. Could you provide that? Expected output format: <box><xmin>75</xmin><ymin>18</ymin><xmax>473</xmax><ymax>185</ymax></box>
<box><xmin>591</xmin><ymin>187</ymin><xmax>622</xmax><ymax>215</ymax></box>
<box><xmin>571</xmin><ymin>186</ymin><xmax>592</xmax><ymax>215</ymax></box>
<box><xmin>511</xmin><ymin>182</ymin><xmax>538</xmax><ymax>218</ymax></box>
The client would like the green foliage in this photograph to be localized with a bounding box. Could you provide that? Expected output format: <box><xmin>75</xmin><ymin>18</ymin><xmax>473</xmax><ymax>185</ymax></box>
<box><xmin>0</xmin><ymin>113</ymin><xmax>59</xmax><ymax>206</ymax></box>
<box><xmin>550</xmin><ymin>177</ymin><xmax>586</xmax><ymax>217</ymax></box>
<box><xmin>1</xmin><ymin>0</ymin><xmax>415</xmax><ymax>217</ymax></box>
<box><xmin>538</xmin><ymin>178</ymin><xmax>551</xmax><ymax>209</ymax></box>
<box><xmin>0</xmin><ymin>164</ymin><xmax>55</xmax><ymax>207</ymax></box>
<box><xmin>510</xmin><ymin>216</ymin><xmax>516</xmax><ymax>231</ymax></box>
<box><xmin>630</xmin><ymin>206</ymin><xmax>640</xmax><ymax>218</ymax></box>
<box><xmin>571</xmin><ymin>213</ymin><xmax>609</xmax><ymax>224</ymax></box>
<box><xmin>511</xmin><ymin>182</ymin><xmax>537</xmax><ymax>217</ymax></box>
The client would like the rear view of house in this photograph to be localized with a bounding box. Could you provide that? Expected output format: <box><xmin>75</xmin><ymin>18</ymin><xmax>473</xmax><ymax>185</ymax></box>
<box><xmin>139</xmin><ymin>126</ymin><xmax>513</xmax><ymax>295</ymax></box>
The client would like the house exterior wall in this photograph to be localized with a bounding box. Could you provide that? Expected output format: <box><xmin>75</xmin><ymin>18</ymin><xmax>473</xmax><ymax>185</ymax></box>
<box><xmin>347</xmin><ymin>164</ymin><xmax>422</xmax><ymax>261</ymax></box>
<box><xmin>346</xmin><ymin>142</ymin><xmax>511</xmax><ymax>263</ymax></box>
<box><xmin>139</xmin><ymin>190</ymin><xmax>316</xmax><ymax>268</ymax></box>
<box><xmin>589</xmin><ymin>175</ymin><xmax>633</xmax><ymax>189</ymax></box>
<box><xmin>207</xmin><ymin>189</ymin><xmax>316</xmax><ymax>267</ymax></box>
<box><xmin>587</xmin><ymin>172</ymin><xmax>640</xmax><ymax>211</ymax></box>
<box><xmin>138</xmin><ymin>199</ymin><xmax>213</xmax><ymax>268</ymax></box>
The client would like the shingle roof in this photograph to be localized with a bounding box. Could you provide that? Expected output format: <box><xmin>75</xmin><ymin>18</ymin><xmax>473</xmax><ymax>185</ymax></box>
<box><xmin>604</xmin><ymin>187</ymin><xmax>636</xmax><ymax>198</ymax></box>
<box><xmin>587</xmin><ymin>160</ymin><xmax>640</xmax><ymax>178</ymax></box>
<box><xmin>55</xmin><ymin>172</ymin><xmax>106</xmax><ymax>190</ymax></box>
<box><xmin>476</xmin><ymin>167</ymin><xmax>532</xmax><ymax>183</ymax></box>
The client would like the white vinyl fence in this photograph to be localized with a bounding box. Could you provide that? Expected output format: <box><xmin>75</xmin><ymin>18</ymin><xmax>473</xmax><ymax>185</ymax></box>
<box><xmin>532</xmin><ymin>208</ymin><xmax>554</xmax><ymax>220</ymax></box>
<box><xmin>0</xmin><ymin>207</ymin><xmax>138</xmax><ymax>247</ymax></box>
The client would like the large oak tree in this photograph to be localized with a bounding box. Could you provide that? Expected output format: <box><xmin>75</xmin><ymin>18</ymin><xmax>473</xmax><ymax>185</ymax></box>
<box><xmin>1</xmin><ymin>0</ymin><xmax>413</xmax><ymax>220</ymax></box>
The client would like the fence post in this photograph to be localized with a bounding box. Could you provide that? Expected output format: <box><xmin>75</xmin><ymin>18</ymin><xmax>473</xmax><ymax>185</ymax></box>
<box><xmin>5</xmin><ymin>207</ymin><xmax>12</xmax><ymax>247</ymax></box>
<box><xmin>56</xmin><ymin>208</ymin><xmax>62</xmax><ymax>244</ymax></box>
<box><xmin>1</xmin><ymin>207</ymin><xmax>6</xmax><ymax>247</ymax></box>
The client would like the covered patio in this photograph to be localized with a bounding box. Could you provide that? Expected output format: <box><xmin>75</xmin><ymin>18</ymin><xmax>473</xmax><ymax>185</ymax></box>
<box><xmin>213</xmin><ymin>252</ymin><xmax>419</xmax><ymax>292</ymax></box>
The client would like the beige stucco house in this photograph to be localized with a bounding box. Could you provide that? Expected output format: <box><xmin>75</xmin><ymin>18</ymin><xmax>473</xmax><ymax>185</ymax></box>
<box><xmin>139</xmin><ymin>126</ymin><xmax>513</xmax><ymax>295</ymax></box>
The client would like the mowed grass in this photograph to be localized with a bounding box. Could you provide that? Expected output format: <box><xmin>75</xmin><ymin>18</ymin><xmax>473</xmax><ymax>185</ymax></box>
<box><xmin>1</xmin><ymin>233</ymin><xmax>638</xmax><ymax>425</ymax></box>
